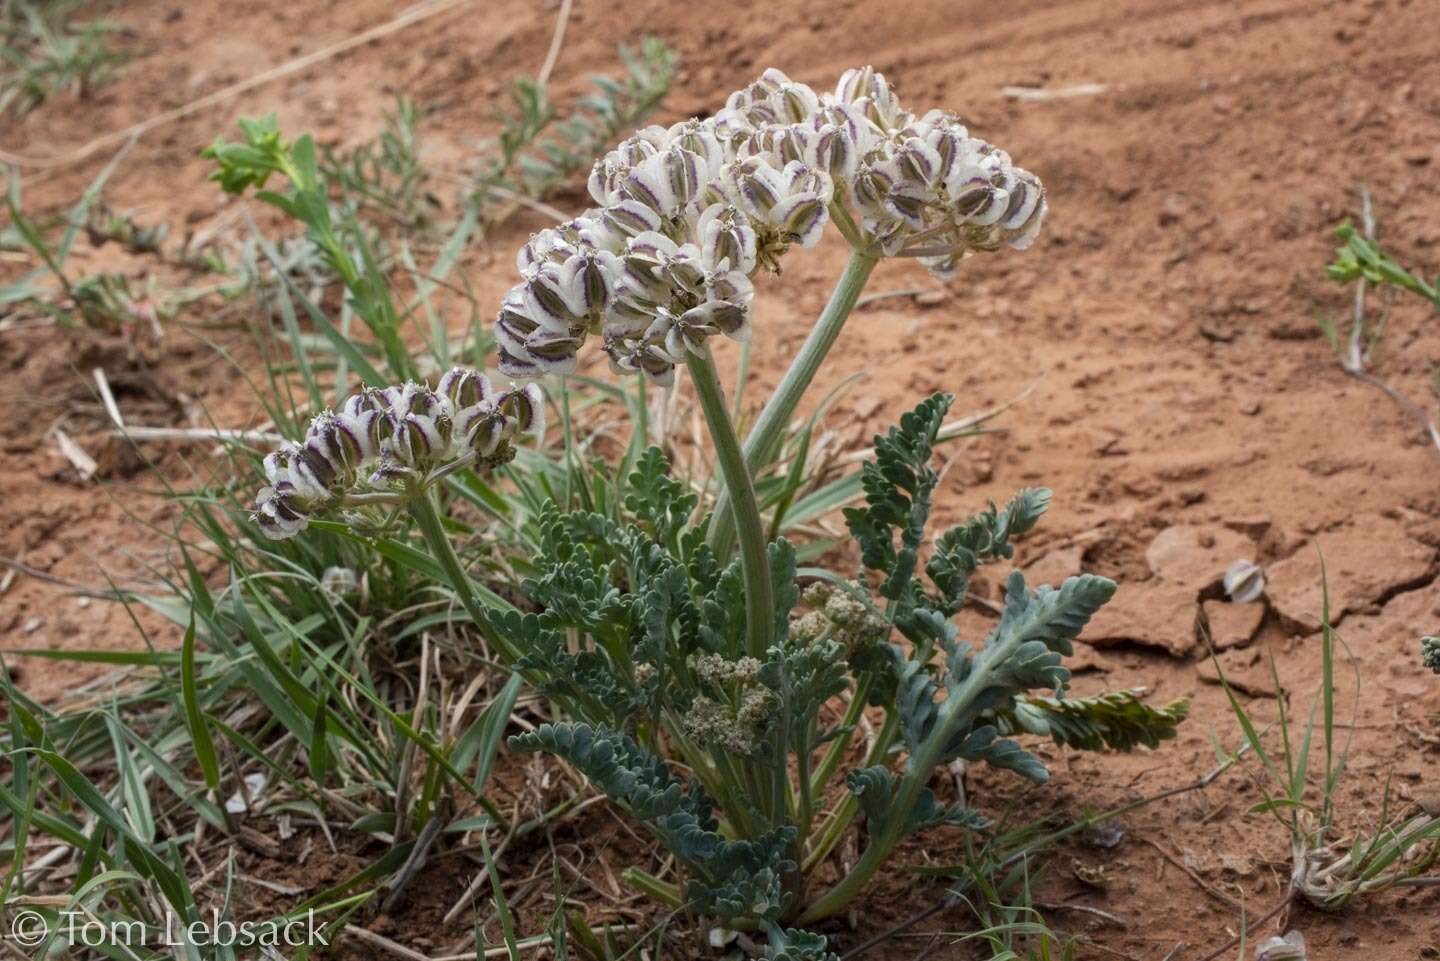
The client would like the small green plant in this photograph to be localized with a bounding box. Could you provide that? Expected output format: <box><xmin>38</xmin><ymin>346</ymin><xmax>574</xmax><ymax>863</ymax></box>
<box><xmin>320</xmin><ymin>95</ymin><xmax>440</xmax><ymax>233</ymax></box>
<box><xmin>1328</xmin><ymin>220</ymin><xmax>1440</xmax><ymax>312</ymax></box>
<box><xmin>204</xmin><ymin>114</ymin><xmax>430</xmax><ymax>378</ymax></box>
<box><xmin>1212</xmin><ymin>568</ymin><xmax>1440</xmax><ymax>932</ymax></box>
<box><xmin>1317</xmin><ymin>191</ymin><xmax>1440</xmax><ymax>456</ymax></box>
<box><xmin>472</xmin><ymin>37</ymin><xmax>677</xmax><ymax>225</ymax></box>
<box><xmin>0</xmin><ymin>0</ymin><xmax>128</xmax><ymax>117</ymax></box>
<box><xmin>1</xmin><ymin>145</ymin><xmax>143</xmax><ymax>329</ymax></box>
<box><xmin>1319</xmin><ymin>191</ymin><xmax>1440</xmax><ymax>667</ymax></box>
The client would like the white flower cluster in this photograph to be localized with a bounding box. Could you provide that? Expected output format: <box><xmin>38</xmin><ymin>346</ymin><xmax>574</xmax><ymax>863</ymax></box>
<box><xmin>254</xmin><ymin>369</ymin><xmax>543</xmax><ymax>540</ymax></box>
<box><xmin>495</xmin><ymin>67</ymin><xmax>1047</xmax><ymax>385</ymax></box>
<box><xmin>791</xmin><ymin>582</ymin><xmax>889</xmax><ymax>649</ymax></box>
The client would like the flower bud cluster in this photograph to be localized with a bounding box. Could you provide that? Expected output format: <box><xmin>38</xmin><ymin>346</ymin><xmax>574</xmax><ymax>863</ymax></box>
<box><xmin>689</xmin><ymin>653</ymin><xmax>764</xmax><ymax>684</ymax></box>
<box><xmin>495</xmin><ymin>66</ymin><xmax>1047</xmax><ymax>382</ymax></box>
<box><xmin>1424</xmin><ymin>635</ymin><xmax>1440</xmax><ymax>675</ymax></box>
<box><xmin>253</xmin><ymin>368</ymin><xmax>543</xmax><ymax>540</ymax></box>
<box><xmin>791</xmin><ymin>582</ymin><xmax>889</xmax><ymax>650</ymax></box>
<box><xmin>683</xmin><ymin>690</ymin><xmax>774</xmax><ymax>756</ymax></box>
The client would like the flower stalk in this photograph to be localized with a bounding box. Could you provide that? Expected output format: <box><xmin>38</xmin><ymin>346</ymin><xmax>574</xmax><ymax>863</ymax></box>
<box><xmin>408</xmin><ymin>491</ymin><xmax>521</xmax><ymax>664</ymax></box>
<box><xmin>685</xmin><ymin>347</ymin><xmax>773</xmax><ymax>660</ymax></box>
<box><xmin>708</xmin><ymin>247</ymin><xmax>878</xmax><ymax>559</ymax></box>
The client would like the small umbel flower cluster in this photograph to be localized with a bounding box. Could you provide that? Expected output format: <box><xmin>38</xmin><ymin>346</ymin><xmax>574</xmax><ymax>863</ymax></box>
<box><xmin>683</xmin><ymin>691</ymin><xmax>774</xmax><ymax>756</ymax></box>
<box><xmin>682</xmin><ymin>653</ymin><xmax>772</xmax><ymax>755</ymax></box>
<box><xmin>790</xmin><ymin>582</ymin><xmax>890</xmax><ymax>650</ymax></box>
<box><xmin>253</xmin><ymin>369</ymin><xmax>542</xmax><ymax>540</ymax></box>
<box><xmin>495</xmin><ymin>66</ymin><xmax>1047</xmax><ymax>384</ymax></box>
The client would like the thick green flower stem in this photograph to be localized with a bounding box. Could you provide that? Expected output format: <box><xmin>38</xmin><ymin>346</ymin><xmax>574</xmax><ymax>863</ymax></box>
<box><xmin>708</xmin><ymin>249</ymin><xmax>879</xmax><ymax>560</ymax></box>
<box><xmin>685</xmin><ymin>348</ymin><xmax>774</xmax><ymax>661</ymax></box>
<box><xmin>808</xmin><ymin>675</ymin><xmax>873</xmax><ymax>799</ymax></box>
<box><xmin>685</xmin><ymin>348</ymin><xmax>794</xmax><ymax>834</ymax></box>
<box><xmin>408</xmin><ymin>493</ymin><xmax>521</xmax><ymax>664</ymax></box>
<box><xmin>800</xmin><ymin>711</ymin><xmax>900</xmax><ymax>876</ymax></box>
<box><xmin>622</xmin><ymin>868</ymin><xmax>684</xmax><ymax>909</ymax></box>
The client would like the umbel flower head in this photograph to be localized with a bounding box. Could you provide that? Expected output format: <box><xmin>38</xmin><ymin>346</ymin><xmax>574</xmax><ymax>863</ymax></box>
<box><xmin>495</xmin><ymin>66</ymin><xmax>1047</xmax><ymax>385</ymax></box>
<box><xmin>253</xmin><ymin>369</ymin><xmax>543</xmax><ymax>540</ymax></box>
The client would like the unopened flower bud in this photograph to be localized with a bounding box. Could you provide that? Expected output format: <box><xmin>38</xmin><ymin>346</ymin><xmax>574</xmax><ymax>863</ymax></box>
<box><xmin>320</xmin><ymin>566</ymin><xmax>358</xmax><ymax>598</ymax></box>
<box><xmin>807</xmin><ymin>121</ymin><xmax>860</xmax><ymax>183</ymax></box>
<box><xmin>437</xmin><ymin>369</ymin><xmax>485</xmax><ymax>413</ymax></box>
<box><xmin>498</xmin><ymin>383</ymin><xmax>546</xmax><ymax>438</ymax></box>
<box><xmin>601</xmin><ymin>198</ymin><xmax>663</xmax><ymax>238</ymax></box>
<box><xmin>834</xmin><ymin>65</ymin><xmax>907</xmax><ymax>131</ymax></box>
<box><xmin>697</xmin><ymin>204</ymin><xmax>758</xmax><ymax>275</ymax></box>
<box><xmin>1223</xmin><ymin>560</ymin><xmax>1265</xmax><ymax>604</ymax></box>
<box><xmin>391</xmin><ymin>410</ymin><xmax>452</xmax><ymax>468</ymax></box>
<box><xmin>254</xmin><ymin>485</ymin><xmax>312</xmax><ymax>540</ymax></box>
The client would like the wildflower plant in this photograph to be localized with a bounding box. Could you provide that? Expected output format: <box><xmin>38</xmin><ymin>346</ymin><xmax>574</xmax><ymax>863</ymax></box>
<box><xmin>242</xmin><ymin>67</ymin><xmax>1183</xmax><ymax>956</ymax></box>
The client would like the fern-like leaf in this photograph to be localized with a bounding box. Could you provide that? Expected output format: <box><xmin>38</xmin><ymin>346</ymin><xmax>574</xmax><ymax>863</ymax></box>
<box><xmin>624</xmin><ymin>445</ymin><xmax>698</xmax><ymax>548</ymax></box>
<box><xmin>510</xmin><ymin>722</ymin><xmax>795</xmax><ymax>921</ymax></box>
<box><xmin>926</xmin><ymin>487</ymin><xmax>1051</xmax><ymax>613</ymax></box>
<box><xmin>842</xmin><ymin>391</ymin><xmax>952</xmax><ymax>600</ymax></box>
<box><xmin>1000</xmin><ymin>690</ymin><xmax>1190</xmax><ymax>752</ymax></box>
<box><xmin>761</xmin><ymin>924</ymin><xmax>839</xmax><ymax>961</ymax></box>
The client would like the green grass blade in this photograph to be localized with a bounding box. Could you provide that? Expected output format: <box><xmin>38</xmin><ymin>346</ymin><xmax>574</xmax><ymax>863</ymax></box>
<box><xmin>181</xmin><ymin>617</ymin><xmax>222</xmax><ymax>792</ymax></box>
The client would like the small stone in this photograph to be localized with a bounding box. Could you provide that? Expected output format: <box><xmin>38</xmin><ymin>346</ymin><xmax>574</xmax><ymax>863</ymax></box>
<box><xmin>1145</xmin><ymin>524</ymin><xmax>1256</xmax><ymax>588</ymax></box>
<box><xmin>1267</xmin><ymin>515</ymin><xmax>1435</xmax><ymax>633</ymax></box>
<box><xmin>1256</xmin><ymin>931</ymin><xmax>1308</xmax><ymax>961</ymax></box>
<box><xmin>1159</xmin><ymin>194</ymin><xmax>1188</xmax><ymax>226</ymax></box>
<box><xmin>22</xmin><ymin>617</ymin><xmax>42</xmax><ymax>634</ymax></box>
<box><xmin>1219</xmin><ymin>853</ymin><xmax>1254</xmax><ymax>877</ymax></box>
<box><xmin>1083</xmin><ymin>582</ymin><xmax>1198</xmax><ymax>657</ymax></box>
<box><xmin>1081</xmin><ymin>818</ymin><xmax>1126</xmax><ymax>849</ymax></box>
<box><xmin>915</xmin><ymin>289</ymin><xmax>949</xmax><ymax>307</ymax></box>
<box><xmin>1200</xmin><ymin>599</ymin><xmax>1265</xmax><ymax>650</ymax></box>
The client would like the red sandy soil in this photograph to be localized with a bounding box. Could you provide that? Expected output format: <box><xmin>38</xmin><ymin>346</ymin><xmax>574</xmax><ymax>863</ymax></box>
<box><xmin>4</xmin><ymin>0</ymin><xmax>1440</xmax><ymax>957</ymax></box>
